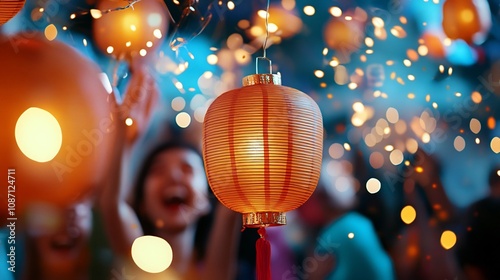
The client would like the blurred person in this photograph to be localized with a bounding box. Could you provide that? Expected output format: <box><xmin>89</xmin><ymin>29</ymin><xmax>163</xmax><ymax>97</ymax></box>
<box><xmin>295</xmin><ymin>155</ymin><xmax>395</xmax><ymax>280</ymax></box>
<box><xmin>389</xmin><ymin>149</ymin><xmax>463</xmax><ymax>280</ymax></box>
<box><xmin>459</xmin><ymin>164</ymin><xmax>500</xmax><ymax>280</ymax></box>
<box><xmin>99</xmin><ymin>64</ymin><xmax>240</xmax><ymax>280</ymax></box>
<box><xmin>20</xmin><ymin>201</ymin><xmax>93</xmax><ymax>280</ymax></box>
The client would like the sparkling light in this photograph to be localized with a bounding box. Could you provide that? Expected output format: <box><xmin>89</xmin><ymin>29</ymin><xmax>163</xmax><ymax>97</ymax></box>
<box><xmin>491</xmin><ymin>137</ymin><xmax>500</xmax><ymax>153</ymax></box>
<box><xmin>454</xmin><ymin>136</ymin><xmax>466</xmax><ymax>152</ymax></box>
<box><xmin>176</xmin><ymin>112</ymin><xmax>191</xmax><ymax>128</ymax></box>
<box><xmin>303</xmin><ymin>6</ymin><xmax>315</xmax><ymax>16</ymax></box>
<box><xmin>15</xmin><ymin>107</ymin><xmax>62</xmax><ymax>163</ymax></box>
<box><xmin>440</xmin><ymin>230</ymin><xmax>457</xmax><ymax>250</ymax></box>
<box><xmin>329</xmin><ymin>6</ymin><xmax>342</xmax><ymax>17</ymax></box>
<box><xmin>401</xmin><ymin>205</ymin><xmax>417</xmax><ymax>224</ymax></box>
<box><xmin>131</xmin><ymin>236</ymin><xmax>173</xmax><ymax>273</ymax></box>
<box><xmin>366</xmin><ymin>178</ymin><xmax>381</xmax><ymax>194</ymax></box>
<box><xmin>470</xmin><ymin>118</ymin><xmax>481</xmax><ymax>134</ymax></box>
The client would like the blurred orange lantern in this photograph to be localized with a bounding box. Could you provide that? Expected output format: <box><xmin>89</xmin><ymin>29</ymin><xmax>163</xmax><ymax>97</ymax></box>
<box><xmin>92</xmin><ymin>0</ymin><xmax>169</xmax><ymax>61</ymax></box>
<box><xmin>442</xmin><ymin>0</ymin><xmax>491</xmax><ymax>44</ymax></box>
<box><xmin>421</xmin><ymin>31</ymin><xmax>446</xmax><ymax>58</ymax></box>
<box><xmin>203</xmin><ymin>72</ymin><xmax>323</xmax><ymax>279</ymax></box>
<box><xmin>0</xmin><ymin>34</ymin><xmax>117</xmax><ymax>221</ymax></box>
<box><xmin>323</xmin><ymin>15</ymin><xmax>365</xmax><ymax>57</ymax></box>
<box><xmin>0</xmin><ymin>0</ymin><xmax>25</xmax><ymax>25</ymax></box>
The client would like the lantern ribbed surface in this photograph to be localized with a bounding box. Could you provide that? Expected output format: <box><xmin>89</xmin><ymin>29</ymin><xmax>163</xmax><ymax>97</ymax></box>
<box><xmin>0</xmin><ymin>1</ymin><xmax>25</xmax><ymax>25</ymax></box>
<box><xmin>203</xmin><ymin>74</ymin><xmax>323</xmax><ymax>226</ymax></box>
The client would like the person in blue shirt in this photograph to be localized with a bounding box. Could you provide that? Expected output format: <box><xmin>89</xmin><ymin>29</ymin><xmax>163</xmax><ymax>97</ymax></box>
<box><xmin>296</xmin><ymin>156</ymin><xmax>395</xmax><ymax>280</ymax></box>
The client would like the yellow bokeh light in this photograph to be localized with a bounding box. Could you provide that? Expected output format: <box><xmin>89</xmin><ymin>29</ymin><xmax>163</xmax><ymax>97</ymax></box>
<box><xmin>15</xmin><ymin>107</ymin><xmax>62</xmax><ymax>163</ymax></box>
<box><xmin>90</xmin><ymin>9</ymin><xmax>102</xmax><ymax>19</ymax></box>
<box><xmin>470</xmin><ymin>118</ymin><xmax>481</xmax><ymax>134</ymax></box>
<box><xmin>487</xmin><ymin>117</ymin><xmax>496</xmax><ymax>130</ymax></box>
<box><xmin>454</xmin><ymin>136</ymin><xmax>466</xmax><ymax>152</ymax></box>
<box><xmin>366</xmin><ymin>178</ymin><xmax>381</xmax><ymax>194</ymax></box>
<box><xmin>372</xmin><ymin>17</ymin><xmax>384</xmax><ymax>28</ymax></box>
<box><xmin>125</xmin><ymin>117</ymin><xmax>133</xmax><ymax>126</ymax></box>
<box><xmin>131</xmin><ymin>235</ymin><xmax>173</xmax><ymax>273</ymax></box>
<box><xmin>348</xmin><ymin>232</ymin><xmax>354</xmax><ymax>239</ymax></box>
<box><xmin>303</xmin><ymin>5</ymin><xmax>315</xmax><ymax>16</ymax></box>
<box><xmin>171</xmin><ymin>96</ymin><xmax>186</xmax><ymax>111</ymax></box>
<box><xmin>418</xmin><ymin>45</ymin><xmax>428</xmax><ymax>56</ymax></box>
<box><xmin>329</xmin><ymin>6</ymin><xmax>342</xmax><ymax>17</ymax></box>
<box><xmin>329</xmin><ymin>143</ymin><xmax>344</xmax><ymax>159</ymax></box>
<box><xmin>314</xmin><ymin>70</ymin><xmax>325</xmax><ymax>78</ymax></box>
<box><xmin>386</xmin><ymin>107</ymin><xmax>399</xmax><ymax>123</ymax></box>
<box><xmin>471</xmin><ymin>91</ymin><xmax>482</xmax><ymax>104</ymax></box>
<box><xmin>390</xmin><ymin>149</ymin><xmax>404</xmax><ymax>165</ymax></box>
<box><xmin>44</xmin><ymin>24</ymin><xmax>58</xmax><ymax>41</ymax></box>
<box><xmin>491</xmin><ymin>137</ymin><xmax>500</xmax><ymax>153</ymax></box>
<box><xmin>153</xmin><ymin>29</ymin><xmax>163</xmax><ymax>39</ymax></box>
<box><xmin>440</xmin><ymin>230</ymin><xmax>457</xmax><ymax>250</ymax></box>
<box><xmin>401</xmin><ymin>205</ymin><xmax>416</xmax><ymax>224</ymax></box>
<box><xmin>176</xmin><ymin>112</ymin><xmax>191</xmax><ymax>128</ymax></box>
<box><xmin>207</xmin><ymin>54</ymin><xmax>218</xmax><ymax>65</ymax></box>
<box><xmin>352</xmin><ymin>102</ymin><xmax>364</xmax><ymax>112</ymax></box>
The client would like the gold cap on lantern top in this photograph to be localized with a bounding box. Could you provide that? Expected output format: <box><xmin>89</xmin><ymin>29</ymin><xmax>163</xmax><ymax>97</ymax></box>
<box><xmin>242</xmin><ymin>74</ymin><xmax>281</xmax><ymax>86</ymax></box>
<box><xmin>242</xmin><ymin>212</ymin><xmax>287</xmax><ymax>227</ymax></box>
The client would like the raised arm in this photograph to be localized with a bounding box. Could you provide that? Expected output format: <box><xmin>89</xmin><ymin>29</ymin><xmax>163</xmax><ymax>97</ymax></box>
<box><xmin>203</xmin><ymin>204</ymin><xmax>241</xmax><ymax>280</ymax></box>
<box><xmin>97</xmin><ymin>63</ymin><xmax>158</xmax><ymax>258</ymax></box>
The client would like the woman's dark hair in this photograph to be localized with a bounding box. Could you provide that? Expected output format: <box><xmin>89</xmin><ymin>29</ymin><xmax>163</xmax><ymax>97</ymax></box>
<box><xmin>131</xmin><ymin>140</ymin><xmax>215</xmax><ymax>261</ymax></box>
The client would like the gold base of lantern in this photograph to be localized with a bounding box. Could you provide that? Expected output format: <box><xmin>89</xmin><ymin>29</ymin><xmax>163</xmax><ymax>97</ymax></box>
<box><xmin>242</xmin><ymin>212</ymin><xmax>286</xmax><ymax>227</ymax></box>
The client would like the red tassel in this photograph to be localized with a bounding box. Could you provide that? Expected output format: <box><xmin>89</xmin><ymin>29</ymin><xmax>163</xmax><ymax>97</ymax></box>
<box><xmin>256</xmin><ymin>227</ymin><xmax>271</xmax><ymax>280</ymax></box>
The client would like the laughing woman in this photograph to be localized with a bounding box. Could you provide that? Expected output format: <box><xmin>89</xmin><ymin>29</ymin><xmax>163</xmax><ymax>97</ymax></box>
<box><xmin>98</xmin><ymin>64</ymin><xmax>240</xmax><ymax>280</ymax></box>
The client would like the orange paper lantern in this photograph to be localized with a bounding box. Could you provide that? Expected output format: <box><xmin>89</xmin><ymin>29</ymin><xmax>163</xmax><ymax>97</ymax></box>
<box><xmin>92</xmin><ymin>0</ymin><xmax>169</xmax><ymax>61</ymax></box>
<box><xmin>442</xmin><ymin>0</ymin><xmax>492</xmax><ymax>44</ymax></box>
<box><xmin>0</xmin><ymin>34</ymin><xmax>117</xmax><ymax>220</ymax></box>
<box><xmin>202</xmin><ymin>74</ymin><xmax>323</xmax><ymax>227</ymax></box>
<box><xmin>0</xmin><ymin>0</ymin><xmax>25</xmax><ymax>25</ymax></box>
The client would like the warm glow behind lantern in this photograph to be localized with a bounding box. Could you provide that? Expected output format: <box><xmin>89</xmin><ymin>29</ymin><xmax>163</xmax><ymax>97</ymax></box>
<box><xmin>15</xmin><ymin>107</ymin><xmax>63</xmax><ymax>163</ymax></box>
<box><xmin>92</xmin><ymin>0</ymin><xmax>168</xmax><ymax>60</ymax></box>
<box><xmin>442</xmin><ymin>0</ymin><xmax>491</xmax><ymax>44</ymax></box>
<box><xmin>203</xmin><ymin>74</ymin><xmax>323</xmax><ymax>227</ymax></box>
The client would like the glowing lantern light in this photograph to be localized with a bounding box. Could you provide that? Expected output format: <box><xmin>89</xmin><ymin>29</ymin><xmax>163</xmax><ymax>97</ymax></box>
<box><xmin>203</xmin><ymin>72</ymin><xmax>323</xmax><ymax>279</ymax></box>
<box><xmin>442</xmin><ymin>0</ymin><xmax>492</xmax><ymax>44</ymax></box>
<box><xmin>0</xmin><ymin>0</ymin><xmax>25</xmax><ymax>25</ymax></box>
<box><xmin>131</xmin><ymin>235</ymin><xmax>173</xmax><ymax>273</ymax></box>
<box><xmin>92</xmin><ymin>0</ymin><xmax>169</xmax><ymax>61</ymax></box>
<box><xmin>0</xmin><ymin>34</ymin><xmax>116</xmax><ymax>220</ymax></box>
<box><xmin>15</xmin><ymin>107</ymin><xmax>63</xmax><ymax>163</ymax></box>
